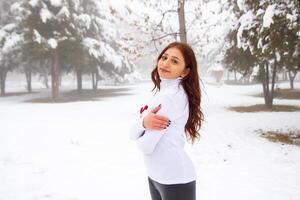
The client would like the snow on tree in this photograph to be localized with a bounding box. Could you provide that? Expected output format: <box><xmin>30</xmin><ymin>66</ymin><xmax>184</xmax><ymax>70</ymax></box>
<box><xmin>8</xmin><ymin>0</ymin><xmax>136</xmax><ymax>99</ymax></box>
<box><xmin>0</xmin><ymin>1</ymin><xmax>24</xmax><ymax>95</ymax></box>
<box><xmin>109</xmin><ymin>0</ymin><xmax>236</xmax><ymax>76</ymax></box>
<box><xmin>224</xmin><ymin>0</ymin><xmax>300</xmax><ymax>107</ymax></box>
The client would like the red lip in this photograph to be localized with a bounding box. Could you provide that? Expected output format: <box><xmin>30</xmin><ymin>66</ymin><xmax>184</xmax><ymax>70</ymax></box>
<box><xmin>159</xmin><ymin>68</ymin><xmax>170</xmax><ymax>73</ymax></box>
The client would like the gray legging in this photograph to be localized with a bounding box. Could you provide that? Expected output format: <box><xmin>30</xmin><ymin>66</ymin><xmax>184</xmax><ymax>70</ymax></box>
<box><xmin>148</xmin><ymin>177</ymin><xmax>196</xmax><ymax>200</ymax></box>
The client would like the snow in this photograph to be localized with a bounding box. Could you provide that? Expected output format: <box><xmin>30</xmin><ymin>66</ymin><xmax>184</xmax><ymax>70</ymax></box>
<box><xmin>257</xmin><ymin>38</ymin><xmax>263</xmax><ymax>49</ymax></box>
<box><xmin>82</xmin><ymin>37</ymin><xmax>102</xmax><ymax>59</ymax></box>
<box><xmin>10</xmin><ymin>2</ymin><xmax>24</xmax><ymax>14</ymax></box>
<box><xmin>2</xmin><ymin>23</ymin><xmax>16</xmax><ymax>32</ymax></box>
<box><xmin>29</xmin><ymin>0</ymin><xmax>39</xmax><ymax>7</ymax></box>
<box><xmin>111</xmin><ymin>54</ymin><xmax>122</xmax><ymax>69</ymax></box>
<box><xmin>33</xmin><ymin>29</ymin><xmax>42</xmax><ymax>44</ymax></box>
<box><xmin>57</xmin><ymin>6</ymin><xmax>70</xmax><ymax>18</ymax></box>
<box><xmin>237</xmin><ymin>11</ymin><xmax>256</xmax><ymax>50</ymax></box>
<box><xmin>237</xmin><ymin>0</ymin><xmax>245</xmax><ymax>12</ymax></box>
<box><xmin>0</xmin><ymin>28</ymin><xmax>6</xmax><ymax>40</ymax></box>
<box><xmin>263</xmin><ymin>4</ymin><xmax>276</xmax><ymax>28</ymax></box>
<box><xmin>286</xmin><ymin>13</ymin><xmax>297</xmax><ymax>23</ymax></box>
<box><xmin>47</xmin><ymin>38</ymin><xmax>57</xmax><ymax>49</ymax></box>
<box><xmin>2</xmin><ymin>33</ymin><xmax>23</xmax><ymax>53</ymax></box>
<box><xmin>250</xmin><ymin>65</ymin><xmax>259</xmax><ymax>79</ymax></box>
<box><xmin>40</xmin><ymin>8</ymin><xmax>53</xmax><ymax>24</ymax></box>
<box><xmin>275</xmin><ymin>51</ymin><xmax>281</xmax><ymax>62</ymax></box>
<box><xmin>82</xmin><ymin>37</ymin><xmax>123</xmax><ymax>69</ymax></box>
<box><xmin>0</xmin><ymin>77</ymin><xmax>299</xmax><ymax>200</ymax></box>
<box><xmin>256</xmin><ymin>8</ymin><xmax>265</xmax><ymax>16</ymax></box>
<box><xmin>50</xmin><ymin>0</ymin><xmax>63</xmax><ymax>7</ymax></box>
<box><xmin>77</xmin><ymin>14</ymin><xmax>92</xmax><ymax>29</ymax></box>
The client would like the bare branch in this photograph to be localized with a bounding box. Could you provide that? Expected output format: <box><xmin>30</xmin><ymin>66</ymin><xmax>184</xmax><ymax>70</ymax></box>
<box><xmin>154</xmin><ymin>9</ymin><xmax>177</xmax><ymax>31</ymax></box>
<box><xmin>151</xmin><ymin>32</ymin><xmax>180</xmax><ymax>42</ymax></box>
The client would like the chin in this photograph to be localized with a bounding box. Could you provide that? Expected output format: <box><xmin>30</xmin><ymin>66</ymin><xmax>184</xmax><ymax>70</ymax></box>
<box><xmin>159</xmin><ymin>75</ymin><xmax>173</xmax><ymax>79</ymax></box>
<box><xmin>158</xmin><ymin>74</ymin><xmax>168</xmax><ymax>79</ymax></box>
<box><xmin>158</xmin><ymin>73</ymin><xmax>176</xmax><ymax>79</ymax></box>
<box><xmin>158</xmin><ymin>73</ymin><xmax>164</xmax><ymax>78</ymax></box>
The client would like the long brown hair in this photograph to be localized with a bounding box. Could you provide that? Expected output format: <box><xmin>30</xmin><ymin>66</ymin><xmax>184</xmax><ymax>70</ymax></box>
<box><xmin>151</xmin><ymin>42</ymin><xmax>204</xmax><ymax>143</ymax></box>
<box><xmin>151</xmin><ymin>42</ymin><xmax>204</xmax><ymax>144</ymax></box>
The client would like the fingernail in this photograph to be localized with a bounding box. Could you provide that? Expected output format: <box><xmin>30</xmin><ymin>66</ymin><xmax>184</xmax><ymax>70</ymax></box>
<box><xmin>158</xmin><ymin>104</ymin><xmax>161</xmax><ymax>107</ymax></box>
<box><xmin>169</xmin><ymin>120</ymin><xmax>171</xmax><ymax>123</ymax></box>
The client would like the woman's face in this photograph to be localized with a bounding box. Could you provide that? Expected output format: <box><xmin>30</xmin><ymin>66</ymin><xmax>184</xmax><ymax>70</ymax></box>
<box><xmin>157</xmin><ymin>47</ymin><xmax>190</xmax><ymax>79</ymax></box>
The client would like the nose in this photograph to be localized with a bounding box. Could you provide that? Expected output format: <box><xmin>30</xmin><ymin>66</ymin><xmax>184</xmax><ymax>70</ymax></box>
<box><xmin>162</xmin><ymin>58</ymin><xmax>171</xmax><ymax>66</ymax></box>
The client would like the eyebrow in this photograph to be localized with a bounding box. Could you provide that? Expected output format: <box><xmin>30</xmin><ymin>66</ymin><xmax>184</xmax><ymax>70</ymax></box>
<box><xmin>163</xmin><ymin>53</ymin><xmax>180</xmax><ymax>61</ymax></box>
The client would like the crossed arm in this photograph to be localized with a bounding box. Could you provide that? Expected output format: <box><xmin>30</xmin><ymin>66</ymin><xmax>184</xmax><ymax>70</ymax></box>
<box><xmin>129</xmin><ymin>95</ymin><xmax>183</xmax><ymax>154</ymax></box>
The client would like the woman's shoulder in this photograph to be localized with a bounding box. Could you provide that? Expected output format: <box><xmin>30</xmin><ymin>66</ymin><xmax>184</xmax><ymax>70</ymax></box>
<box><xmin>156</xmin><ymin>85</ymin><xmax>187</xmax><ymax>104</ymax></box>
<box><xmin>153</xmin><ymin>85</ymin><xmax>188</xmax><ymax>120</ymax></box>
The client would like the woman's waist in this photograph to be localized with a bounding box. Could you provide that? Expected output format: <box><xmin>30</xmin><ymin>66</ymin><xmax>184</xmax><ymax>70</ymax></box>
<box><xmin>144</xmin><ymin>153</ymin><xmax>196</xmax><ymax>184</ymax></box>
<box><xmin>144</xmin><ymin>144</ymin><xmax>191</xmax><ymax>163</ymax></box>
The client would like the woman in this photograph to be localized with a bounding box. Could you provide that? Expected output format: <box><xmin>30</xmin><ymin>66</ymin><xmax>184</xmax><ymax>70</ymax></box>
<box><xmin>129</xmin><ymin>42</ymin><xmax>204</xmax><ymax>200</ymax></box>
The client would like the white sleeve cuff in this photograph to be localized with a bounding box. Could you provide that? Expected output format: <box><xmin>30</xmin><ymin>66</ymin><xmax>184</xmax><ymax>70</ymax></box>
<box><xmin>129</xmin><ymin>115</ymin><xmax>146</xmax><ymax>140</ymax></box>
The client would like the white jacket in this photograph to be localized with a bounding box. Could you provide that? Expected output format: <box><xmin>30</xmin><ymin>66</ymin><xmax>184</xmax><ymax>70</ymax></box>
<box><xmin>129</xmin><ymin>77</ymin><xmax>196</xmax><ymax>184</ymax></box>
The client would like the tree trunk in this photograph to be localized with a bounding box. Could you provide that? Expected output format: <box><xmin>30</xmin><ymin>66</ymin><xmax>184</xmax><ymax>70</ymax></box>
<box><xmin>178</xmin><ymin>0</ymin><xmax>187</xmax><ymax>43</ymax></box>
<box><xmin>270</xmin><ymin>56</ymin><xmax>277</xmax><ymax>104</ymax></box>
<box><xmin>282</xmin><ymin>70</ymin><xmax>287</xmax><ymax>81</ymax></box>
<box><xmin>227</xmin><ymin>70</ymin><xmax>230</xmax><ymax>81</ymax></box>
<box><xmin>76</xmin><ymin>67</ymin><xmax>82</xmax><ymax>91</ymax></box>
<box><xmin>0</xmin><ymin>69</ymin><xmax>7</xmax><ymax>96</ymax></box>
<box><xmin>266</xmin><ymin>61</ymin><xmax>270</xmax><ymax>94</ymax></box>
<box><xmin>261</xmin><ymin>57</ymin><xmax>278</xmax><ymax>109</ymax></box>
<box><xmin>234</xmin><ymin>69</ymin><xmax>237</xmax><ymax>82</ymax></box>
<box><xmin>92</xmin><ymin>72</ymin><xmax>94</xmax><ymax>89</ymax></box>
<box><xmin>59</xmin><ymin>73</ymin><xmax>62</xmax><ymax>87</ymax></box>
<box><xmin>288</xmin><ymin>70</ymin><xmax>296</xmax><ymax>90</ymax></box>
<box><xmin>40</xmin><ymin>59</ymin><xmax>49</xmax><ymax>89</ymax></box>
<box><xmin>261</xmin><ymin>61</ymin><xmax>272</xmax><ymax>108</ymax></box>
<box><xmin>44</xmin><ymin>75</ymin><xmax>49</xmax><ymax>89</ymax></box>
<box><xmin>92</xmin><ymin>71</ymin><xmax>97</xmax><ymax>90</ymax></box>
<box><xmin>94</xmin><ymin>68</ymin><xmax>100</xmax><ymax>90</ymax></box>
<box><xmin>51</xmin><ymin>50</ymin><xmax>59</xmax><ymax>100</ymax></box>
<box><xmin>25</xmin><ymin>64</ymin><xmax>32</xmax><ymax>93</ymax></box>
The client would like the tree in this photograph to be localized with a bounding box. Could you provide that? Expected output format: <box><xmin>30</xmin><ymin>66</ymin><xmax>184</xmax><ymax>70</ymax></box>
<box><xmin>224</xmin><ymin>29</ymin><xmax>257</xmax><ymax>83</ymax></box>
<box><xmin>281</xmin><ymin>2</ymin><xmax>300</xmax><ymax>89</ymax></box>
<box><xmin>0</xmin><ymin>1</ymin><xmax>23</xmax><ymax>95</ymax></box>
<box><xmin>12</xmin><ymin>0</ymin><xmax>135</xmax><ymax>99</ymax></box>
<box><xmin>226</xmin><ymin>0</ymin><xmax>300</xmax><ymax>107</ymax></box>
<box><xmin>110</xmin><ymin>0</ymin><xmax>236</xmax><ymax>78</ymax></box>
<box><xmin>110</xmin><ymin>0</ymin><xmax>197</xmax><ymax>56</ymax></box>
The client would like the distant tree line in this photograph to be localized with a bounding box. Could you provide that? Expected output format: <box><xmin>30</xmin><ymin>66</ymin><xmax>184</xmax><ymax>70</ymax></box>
<box><xmin>0</xmin><ymin>0</ymin><xmax>135</xmax><ymax>100</ymax></box>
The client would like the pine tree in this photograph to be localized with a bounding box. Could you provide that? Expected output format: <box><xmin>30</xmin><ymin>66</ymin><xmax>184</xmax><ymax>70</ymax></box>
<box><xmin>0</xmin><ymin>1</ymin><xmax>23</xmax><ymax>95</ymax></box>
<box><xmin>12</xmin><ymin>0</ymin><xmax>135</xmax><ymax>99</ymax></box>
<box><xmin>226</xmin><ymin>0</ymin><xmax>300</xmax><ymax>107</ymax></box>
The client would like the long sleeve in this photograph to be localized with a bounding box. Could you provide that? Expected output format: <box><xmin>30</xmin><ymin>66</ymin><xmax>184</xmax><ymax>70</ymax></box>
<box><xmin>135</xmin><ymin>92</ymin><xmax>187</xmax><ymax>155</ymax></box>
<box><xmin>129</xmin><ymin>114</ymin><xmax>146</xmax><ymax>140</ymax></box>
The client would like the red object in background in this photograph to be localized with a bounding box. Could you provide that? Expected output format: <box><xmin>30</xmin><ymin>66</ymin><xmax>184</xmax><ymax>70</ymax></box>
<box><xmin>140</xmin><ymin>105</ymin><xmax>148</xmax><ymax>114</ymax></box>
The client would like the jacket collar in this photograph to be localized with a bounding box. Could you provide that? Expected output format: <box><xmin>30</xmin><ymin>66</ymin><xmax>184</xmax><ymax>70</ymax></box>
<box><xmin>160</xmin><ymin>77</ymin><xmax>182</xmax><ymax>90</ymax></box>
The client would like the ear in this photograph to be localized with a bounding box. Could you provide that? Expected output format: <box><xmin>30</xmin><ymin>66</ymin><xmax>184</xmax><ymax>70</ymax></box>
<box><xmin>180</xmin><ymin>67</ymin><xmax>190</xmax><ymax>78</ymax></box>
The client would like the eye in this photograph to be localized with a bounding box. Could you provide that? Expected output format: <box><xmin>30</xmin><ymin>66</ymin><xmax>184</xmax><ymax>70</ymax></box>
<box><xmin>161</xmin><ymin>55</ymin><xmax>167</xmax><ymax>61</ymax></box>
<box><xmin>172</xmin><ymin>59</ymin><xmax>178</xmax><ymax>64</ymax></box>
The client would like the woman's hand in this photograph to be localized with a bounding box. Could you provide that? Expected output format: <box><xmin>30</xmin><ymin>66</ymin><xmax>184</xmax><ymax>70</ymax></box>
<box><xmin>143</xmin><ymin>105</ymin><xmax>171</xmax><ymax>130</ymax></box>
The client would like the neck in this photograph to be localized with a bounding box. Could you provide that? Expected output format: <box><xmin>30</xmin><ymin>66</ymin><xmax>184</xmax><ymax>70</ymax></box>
<box><xmin>160</xmin><ymin>77</ymin><xmax>182</xmax><ymax>89</ymax></box>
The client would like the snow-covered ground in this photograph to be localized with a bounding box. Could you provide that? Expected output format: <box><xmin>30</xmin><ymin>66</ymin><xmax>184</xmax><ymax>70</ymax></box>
<box><xmin>0</xmin><ymin>78</ymin><xmax>299</xmax><ymax>200</ymax></box>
